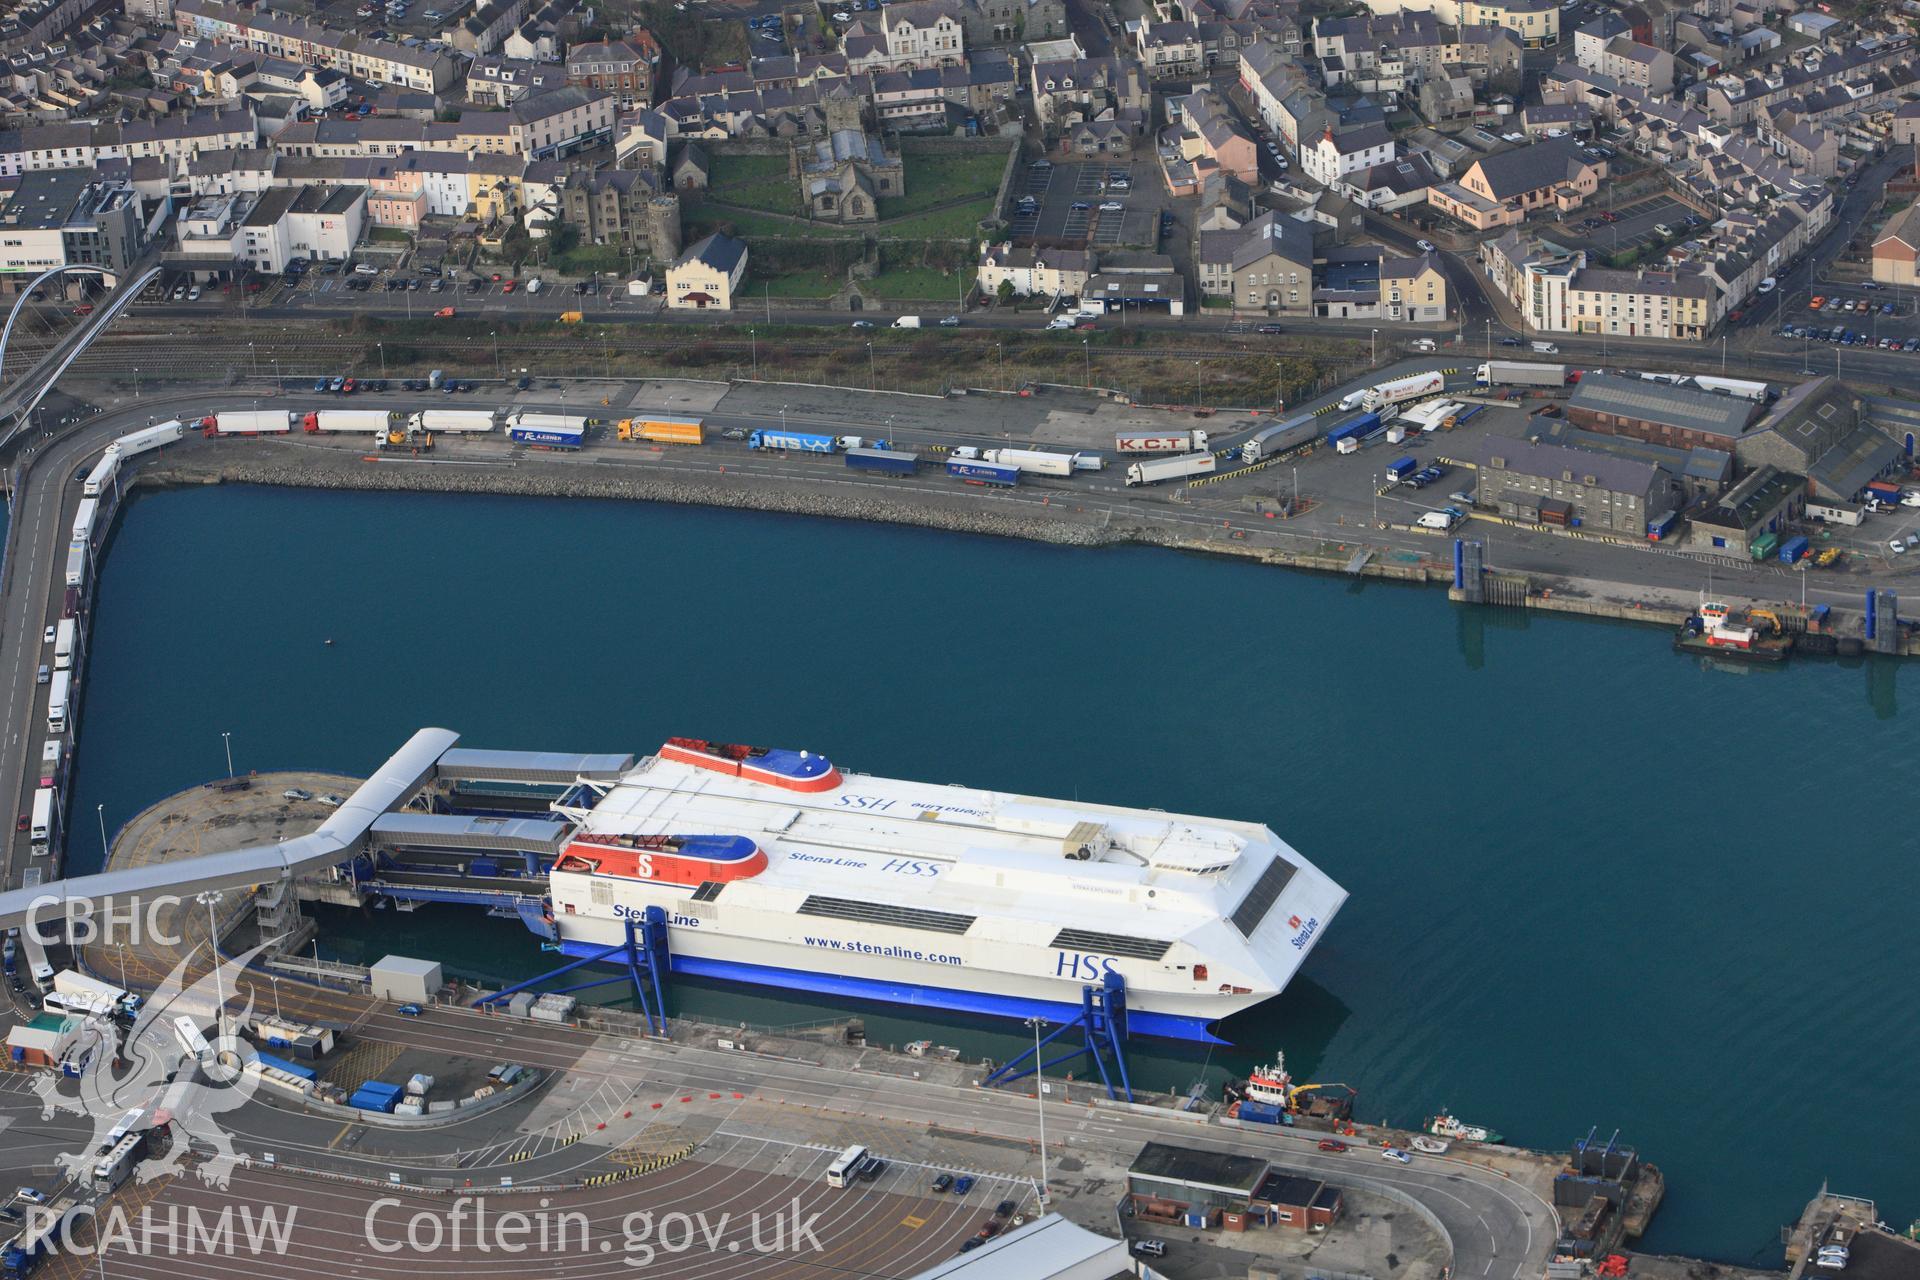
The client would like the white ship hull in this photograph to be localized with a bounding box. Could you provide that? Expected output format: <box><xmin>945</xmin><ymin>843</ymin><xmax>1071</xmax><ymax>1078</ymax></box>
<box><xmin>539</xmin><ymin>741</ymin><xmax>1349</xmax><ymax>1042</ymax></box>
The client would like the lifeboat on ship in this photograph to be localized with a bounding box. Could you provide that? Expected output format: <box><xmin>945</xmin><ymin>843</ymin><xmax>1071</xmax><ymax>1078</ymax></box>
<box><xmin>556</xmin><ymin>833</ymin><xmax>769</xmax><ymax>886</ymax></box>
<box><xmin>658</xmin><ymin>738</ymin><xmax>841</xmax><ymax>792</ymax></box>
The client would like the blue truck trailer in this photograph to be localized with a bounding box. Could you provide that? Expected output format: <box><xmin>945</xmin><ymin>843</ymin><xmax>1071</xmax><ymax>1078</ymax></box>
<box><xmin>947</xmin><ymin>459</ymin><xmax>1020</xmax><ymax>486</ymax></box>
<box><xmin>507</xmin><ymin>425</ymin><xmax>582</xmax><ymax>449</ymax></box>
<box><xmin>1387</xmin><ymin>455</ymin><xmax>1419</xmax><ymax>482</ymax></box>
<box><xmin>1323</xmin><ymin>411</ymin><xmax>1384</xmax><ymax>449</ymax></box>
<box><xmin>845</xmin><ymin>447</ymin><xmax>920</xmax><ymax>475</ymax></box>
<box><xmin>749</xmin><ymin>429</ymin><xmax>836</xmax><ymax>452</ymax></box>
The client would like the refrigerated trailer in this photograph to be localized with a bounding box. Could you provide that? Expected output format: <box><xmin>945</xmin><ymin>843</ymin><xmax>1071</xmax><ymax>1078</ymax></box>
<box><xmin>1125</xmin><ymin>452</ymin><xmax>1216</xmax><ymax>486</ymax></box>
<box><xmin>1473</xmin><ymin>361</ymin><xmax>1566</xmax><ymax>388</ymax></box>
<box><xmin>1240</xmin><ymin>414</ymin><xmax>1320</xmax><ymax>464</ymax></box>
<box><xmin>845</xmin><ymin>447</ymin><xmax>921</xmax><ymax>475</ymax></box>
<box><xmin>70</xmin><ymin>499</ymin><xmax>97</xmax><ymax>545</ymax></box>
<box><xmin>982</xmin><ymin>448</ymin><xmax>1075</xmax><ymax>477</ymax></box>
<box><xmin>53</xmin><ymin>619</ymin><xmax>75</xmax><ymax>672</ymax></box>
<box><xmin>64</xmin><ymin>541</ymin><xmax>87</xmax><ymax>588</ymax></box>
<box><xmin>412</xmin><ymin>410</ymin><xmax>498</xmax><ymax>434</ymax></box>
<box><xmin>1350</xmin><ymin>371</ymin><xmax>1445</xmax><ymax>413</ymax></box>
<box><xmin>208</xmin><ymin>411</ymin><xmax>292</xmax><ymax>435</ymax></box>
<box><xmin>1114</xmin><ymin>430</ymin><xmax>1208</xmax><ymax>454</ymax></box>
<box><xmin>81</xmin><ymin>451</ymin><xmax>119</xmax><ymax>499</ymax></box>
<box><xmin>302</xmin><ymin>409</ymin><xmax>394</xmax><ymax>433</ymax></box>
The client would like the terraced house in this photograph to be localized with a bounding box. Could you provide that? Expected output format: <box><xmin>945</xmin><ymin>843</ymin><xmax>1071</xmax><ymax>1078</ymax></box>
<box><xmin>564</xmin><ymin>34</ymin><xmax>661</xmax><ymax>108</ymax></box>
<box><xmin>173</xmin><ymin>0</ymin><xmax>456</xmax><ymax>92</ymax></box>
<box><xmin>1352</xmin><ymin>0</ymin><xmax>1558</xmax><ymax>47</ymax></box>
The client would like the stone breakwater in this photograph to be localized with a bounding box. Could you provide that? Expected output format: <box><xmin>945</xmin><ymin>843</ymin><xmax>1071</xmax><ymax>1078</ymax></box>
<box><xmin>140</xmin><ymin>450</ymin><xmax>1125</xmax><ymax>549</ymax></box>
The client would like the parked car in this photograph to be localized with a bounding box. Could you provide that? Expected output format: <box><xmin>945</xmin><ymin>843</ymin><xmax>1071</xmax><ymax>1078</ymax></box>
<box><xmin>1381</xmin><ymin>1147</ymin><xmax>1413</xmax><ymax>1164</ymax></box>
<box><xmin>283</xmin><ymin>788</ymin><xmax>313</xmax><ymax>801</ymax></box>
<box><xmin>1256</xmin><ymin>324</ymin><xmax>1284</xmax><ymax>334</ymax></box>
<box><xmin>396</xmin><ymin>1003</ymin><xmax>425</xmax><ymax>1016</ymax></box>
<box><xmin>1098</xmin><ymin>201</ymin><xmax>1123</xmax><ymax>212</ymax></box>
<box><xmin>994</xmin><ymin>1200</ymin><xmax>1016</xmax><ymax>1218</ymax></box>
<box><xmin>953</xmin><ymin>1176</ymin><xmax>975</xmax><ymax>1195</ymax></box>
<box><xmin>329</xmin><ymin>376</ymin><xmax>346</xmax><ymax>392</ymax></box>
<box><xmin>1071</xmin><ymin>201</ymin><xmax>1090</xmax><ymax>212</ymax></box>
<box><xmin>939</xmin><ymin>316</ymin><xmax>960</xmax><ymax>327</ymax></box>
<box><xmin>1416</xmin><ymin>239</ymin><xmax>1436</xmax><ymax>253</ymax></box>
<box><xmin>1317</xmin><ymin>1139</ymin><xmax>1350</xmax><ymax>1152</ymax></box>
<box><xmin>1890</xmin><ymin>539</ymin><xmax>1907</xmax><ymax>556</ymax></box>
<box><xmin>931</xmin><ymin>1174</ymin><xmax>954</xmax><ymax>1193</ymax></box>
<box><xmin>1131</xmin><ymin>1240</ymin><xmax>1167</xmax><ymax>1258</ymax></box>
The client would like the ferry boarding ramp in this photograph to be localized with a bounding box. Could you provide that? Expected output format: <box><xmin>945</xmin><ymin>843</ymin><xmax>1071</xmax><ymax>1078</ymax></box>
<box><xmin>0</xmin><ymin>727</ymin><xmax>459</xmax><ymax>933</ymax></box>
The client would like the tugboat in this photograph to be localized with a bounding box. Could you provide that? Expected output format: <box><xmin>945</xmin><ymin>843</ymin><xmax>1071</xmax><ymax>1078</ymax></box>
<box><xmin>1243</xmin><ymin>1053</ymin><xmax>1294</xmax><ymax>1107</ymax></box>
<box><xmin>1674</xmin><ymin>599</ymin><xmax>1793</xmax><ymax>664</ymax></box>
<box><xmin>1427</xmin><ymin>1110</ymin><xmax>1503</xmax><ymax>1144</ymax></box>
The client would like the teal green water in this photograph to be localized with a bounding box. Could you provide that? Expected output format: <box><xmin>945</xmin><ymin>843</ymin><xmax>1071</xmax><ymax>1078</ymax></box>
<box><xmin>68</xmin><ymin>486</ymin><xmax>1919</xmax><ymax>1262</ymax></box>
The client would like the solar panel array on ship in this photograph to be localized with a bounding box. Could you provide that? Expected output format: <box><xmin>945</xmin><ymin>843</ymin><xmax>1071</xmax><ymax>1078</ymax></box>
<box><xmin>1230</xmin><ymin>856</ymin><xmax>1296</xmax><ymax>936</ymax></box>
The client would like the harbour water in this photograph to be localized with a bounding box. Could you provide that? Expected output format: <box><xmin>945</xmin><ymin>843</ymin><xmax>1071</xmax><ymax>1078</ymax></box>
<box><xmin>68</xmin><ymin>484</ymin><xmax>1919</xmax><ymax>1262</ymax></box>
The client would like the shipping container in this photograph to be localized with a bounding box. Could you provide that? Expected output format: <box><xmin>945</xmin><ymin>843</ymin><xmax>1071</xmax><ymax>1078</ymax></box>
<box><xmin>1866</xmin><ymin>480</ymin><xmax>1904</xmax><ymax>500</ymax></box>
<box><xmin>617</xmin><ymin>417</ymin><xmax>704</xmax><ymax>445</ymax></box>
<box><xmin>82</xmin><ymin>450</ymin><xmax>119</xmax><ymax>499</ymax></box>
<box><xmin>845</xmin><ymin>447</ymin><xmax>921</xmax><ymax>475</ymax></box>
<box><xmin>1646</xmin><ymin>510</ymin><xmax>1679</xmax><ymax>541</ymax></box>
<box><xmin>1750</xmin><ymin>531</ymin><xmax>1780</xmax><ymax>561</ymax></box>
<box><xmin>749</xmin><ymin>429</ymin><xmax>837</xmax><ymax>452</ymax></box>
<box><xmin>413</xmin><ymin>409</ymin><xmax>498</xmax><ymax>434</ymax></box>
<box><xmin>1125</xmin><ymin>451</ymin><xmax>1217</xmax><ymax>486</ymax></box>
<box><xmin>303</xmin><ymin>409</ymin><xmax>394</xmax><ymax>433</ymax></box>
<box><xmin>1387</xmin><ymin>455</ymin><xmax>1419</xmax><ymax>482</ymax></box>
<box><xmin>947</xmin><ymin>459</ymin><xmax>1020</xmax><ymax>485</ymax></box>
<box><xmin>1114</xmin><ymin>430</ymin><xmax>1206</xmax><ymax>454</ymax></box>
<box><xmin>1238</xmin><ymin>1099</ymin><xmax>1284</xmax><ymax>1124</ymax></box>
<box><xmin>1779</xmin><ymin>534</ymin><xmax>1811</xmax><ymax>564</ymax></box>
<box><xmin>1474</xmin><ymin>361</ymin><xmax>1566</xmax><ymax>388</ymax></box>
<box><xmin>1240</xmin><ymin>414</ymin><xmax>1321</xmax><ymax>463</ymax></box>
<box><xmin>210</xmin><ymin>410</ymin><xmax>292</xmax><ymax>435</ymax></box>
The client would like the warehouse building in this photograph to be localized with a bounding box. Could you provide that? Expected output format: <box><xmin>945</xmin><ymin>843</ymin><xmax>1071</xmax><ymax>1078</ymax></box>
<box><xmin>905</xmin><ymin>1215</ymin><xmax>1129</xmax><ymax>1280</ymax></box>
<box><xmin>1532</xmin><ymin>420</ymin><xmax>1731</xmax><ymax>501</ymax></box>
<box><xmin>1566</xmin><ymin>373</ymin><xmax>1757</xmax><ymax>451</ymax></box>
<box><xmin>1127</xmin><ymin>1142</ymin><xmax>1342</xmax><ymax>1232</ymax></box>
<box><xmin>1683</xmin><ymin>464</ymin><xmax>1805</xmax><ymax>558</ymax></box>
<box><xmin>1735</xmin><ymin>377</ymin><xmax>1904</xmax><ymax>502</ymax></box>
<box><xmin>1476</xmin><ymin>433</ymin><xmax>1682</xmax><ymax>535</ymax></box>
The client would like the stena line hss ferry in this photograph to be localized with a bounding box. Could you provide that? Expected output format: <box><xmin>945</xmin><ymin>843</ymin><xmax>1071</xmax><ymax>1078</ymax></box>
<box><xmin>532</xmin><ymin>739</ymin><xmax>1347</xmax><ymax>1041</ymax></box>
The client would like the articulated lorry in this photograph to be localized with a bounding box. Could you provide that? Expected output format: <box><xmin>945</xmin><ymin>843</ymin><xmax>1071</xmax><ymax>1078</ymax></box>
<box><xmin>1115</xmin><ymin>429</ymin><xmax>1208</xmax><ymax>454</ymax></box>
<box><xmin>617</xmin><ymin>417</ymin><xmax>704</xmax><ymax>445</ymax></box>
<box><xmin>1125</xmin><ymin>452</ymin><xmax>1216</xmax><ymax>486</ymax></box>
<box><xmin>982</xmin><ymin>449</ymin><xmax>1075</xmax><ymax>477</ymax></box>
<box><xmin>1474</xmin><ymin>361</ymin><xmax>1567</xmax><ymax>388</ymax></box>
<box><xmin>303</xmin><ymin>409</ymin><xmax>394</xmax><ymax>433</ymax></box>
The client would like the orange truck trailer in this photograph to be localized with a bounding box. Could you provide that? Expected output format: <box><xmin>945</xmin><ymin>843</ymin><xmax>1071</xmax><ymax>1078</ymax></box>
<box><xmin>617</xmin><ymin>417</ymin><xmax>704</xmax><ymax>445</ymax></box>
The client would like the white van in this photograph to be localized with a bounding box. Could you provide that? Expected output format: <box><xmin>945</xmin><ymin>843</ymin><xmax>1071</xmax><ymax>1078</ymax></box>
<box><xmin>526</xmin><ymin>277</ymin><xmax>542</xmax><ymax>295</ymax></box>
<box><xmin>1410</xmin><ymin>339</ymin><xmax>1437</xmax><ymax>352</ymax></box>
<box><xmin>1418</xmin><ymin>509</ymin><xmax>1462</xmax><ymax>530</ymax></box>
<box><xmin>1530</xmin><ymin>341</ymin><xmax>1559</xmax><ymax>354</ymax></box>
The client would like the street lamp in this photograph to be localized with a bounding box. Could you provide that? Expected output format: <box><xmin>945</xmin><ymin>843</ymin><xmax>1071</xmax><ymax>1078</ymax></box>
<box><xmin>749</xmin><ymin>328</ymin><xmax>758</xmax><ymax>381</ymax></box>
<box><xmin>377</xmin><ymin>342</ymin><xmax>386</xmax><ymax>380</ymax></box>
<box><xmin>1026</xmin><ymin>1017</ymin><xmax>1049</xmax><ymax>1207</ymax></box>
<box><xmin>867</xmin><ymin>342</ymin><xmax>875</xmax><ymax>389</ymax></box>
<box><xmin>1082</xmin><ymin>338</ymin><xmax>1090</xmax><ymax>389</ymax></box>
<box><xmin>96</xmin><ymin>803</ymin><xmax>106</xmax><ymax>859</ymax></box>
<box><xmin>1371</xmin><ymin>328</ymin><xmax>1379</xmax><ymax>364</ymax></box>
<box><xmin>195</xmin><ymin>890</ymin><xmax>227</xmax><ymax>1032</ymax></box>
<box><xmin>221</xmin><ymin>731</ymin><xmax>234</xmax><ymax>780</ymax></box>
<box><xmin>267</xmin><ymin>973</ymin><xmax>283</xmax><ymax>1022</ymax></box>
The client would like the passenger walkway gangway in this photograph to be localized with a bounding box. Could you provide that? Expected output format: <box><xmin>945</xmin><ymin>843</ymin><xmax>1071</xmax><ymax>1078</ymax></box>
<box><xmin>0</xmin><ymin>727</ymin><xmax>458</xmax><ymax>932</ymax></box>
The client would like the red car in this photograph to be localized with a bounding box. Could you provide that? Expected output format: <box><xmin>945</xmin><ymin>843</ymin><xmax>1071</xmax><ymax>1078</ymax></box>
<box><xmin>71</xmin><ymin>303</ymin><xmax>93</xmax><ymax>316</ymax></box>
<box><xmin>1317</xmin><ymin>1139</ymin><xmax>1350</xmax><ymax>1152</ymax></box>
<box><xmin>341</xmin><ymin>378</ymin><xmax>356</xmax><ymax>394</ymax></box>
<box><xmin>15</xmin><ymin>814</ymin><xmax>28</xmax><ymax>832</ymax></box>
<box><xmin>502</xmin><ymin>280</ymin><xmax>517</xmax><ymax>293</ymax></box>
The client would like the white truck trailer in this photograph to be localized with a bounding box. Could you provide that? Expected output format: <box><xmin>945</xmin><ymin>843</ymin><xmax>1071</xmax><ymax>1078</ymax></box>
<box><xmin>1125</xmin><ymin>452</ymin><xmax>1217</xmax><ymax>486</ymax></box>
<box><xmin>982</xmin><ymin>449</ymin><xmax>1075</xmax><ymax>477</ymax></box>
